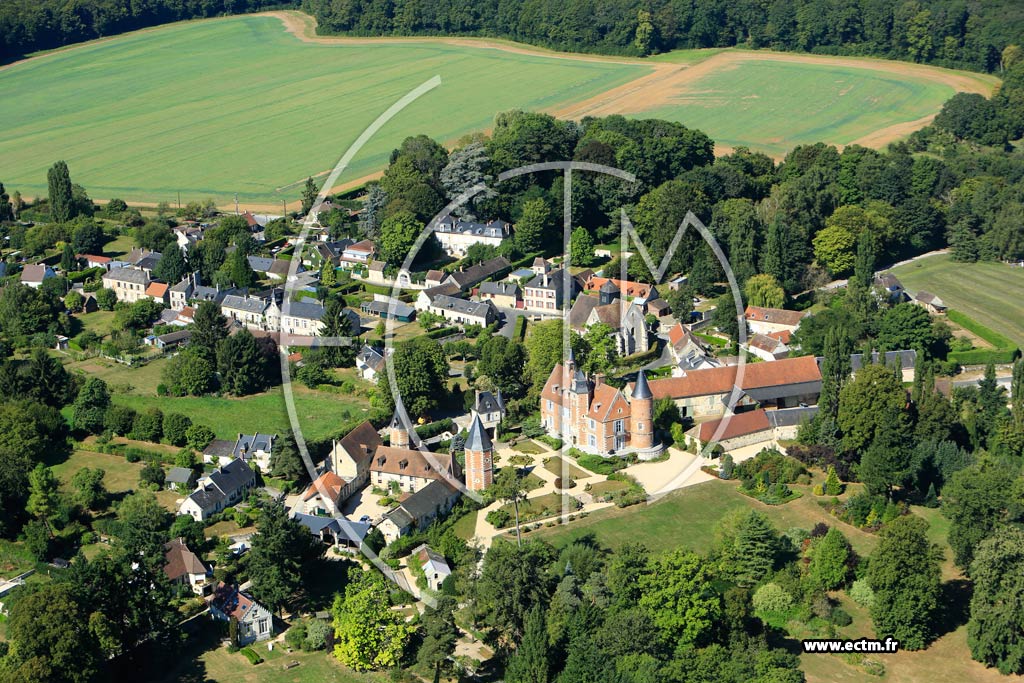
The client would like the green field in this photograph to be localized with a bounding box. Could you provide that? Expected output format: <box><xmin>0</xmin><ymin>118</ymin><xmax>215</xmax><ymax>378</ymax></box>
<box><xmin>0</xmin><ymin>14</ymin><xmax>645</xmax><ymax>204</ymax></box>
<box><xmin>0</xmin><ymin>12</ymin><xmax>990</xmax><ymax>204</ymax></box>
<box><xmin>532</xmin><ymin>478</ymin><xmax>879</xmax><ymax>557</ymax></box>
<box><xmin>646</xmin><ymin>59</ymin><xmax>959</xmax><ymax>158</ymax></box>
<box><xmin>891</xmin><ymin>254</ymin><xmax>1024</xmax><ymax>348</ymax></box>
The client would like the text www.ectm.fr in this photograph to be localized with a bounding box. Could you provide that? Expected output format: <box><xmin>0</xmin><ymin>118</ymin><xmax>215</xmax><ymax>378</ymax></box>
<box><xmin>802</xmin><ymin>638</ymin><xmax>899</xmax><ymax>654</ymax></box>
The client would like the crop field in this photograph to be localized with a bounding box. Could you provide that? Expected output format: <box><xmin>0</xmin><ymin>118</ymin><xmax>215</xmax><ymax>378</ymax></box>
<box><xmin>0</xmin><ymin>14</ymin><xmax>644</xmax><ymax>206</ymax></box>
<box><xmin>0</xmin><ymin>12</ymin><xmax>996</xmax><ymax>206</ymax></box>
<box><xmin>643</xmin><ymin>57</ymin><xmax>961</xmax><ymax>158</ymax></box>
<box><xmin>891</xmin><ymin>254</ymin><xmax>1024</xmax><ymax>348</ymax></box>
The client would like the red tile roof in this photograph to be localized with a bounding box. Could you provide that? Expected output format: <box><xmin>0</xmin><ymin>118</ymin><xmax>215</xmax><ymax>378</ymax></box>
<box><xmin>694</xmin><ymin>409</ymin><xmax>771</xmax><ymax>442</ymax></box>
<box><xmin>587</xmin><ymin>382</ymin><xmax>631</xmax><ymax>422</ymax></box>
<box><xmin>645</xmin><ymin>355</ymin><xmax>821</xmax><ymax>400</ymax></box>
<box><xmin>744</xmin><ymin>306</ymin><xmax>807</xmax><ymax>328</ymax></box>
<box><xmin>302</xmin><ymin>470</ymin><xmax>346</xmax><ymax>502</ymax></box>
<box><xmin>146</xmin><ymin>282</ymin><xmax>169</xmax><ymax>297</ymax></box>
<box><xmin>584</xmin><ymin>276</ymin><xmax>655</xmax><ymax>299</ymax></box>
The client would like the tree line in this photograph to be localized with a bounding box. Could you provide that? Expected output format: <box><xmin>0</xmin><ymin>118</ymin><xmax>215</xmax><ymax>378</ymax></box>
<box><xmin>0</xmin><ymin>0</ymin><xmax>296</xmax><ymax>62</ymax></box>
<box><xmin>301</xmin><ymin>0</ymin><xmax>1023</xmax><ymax>70</ymax></box>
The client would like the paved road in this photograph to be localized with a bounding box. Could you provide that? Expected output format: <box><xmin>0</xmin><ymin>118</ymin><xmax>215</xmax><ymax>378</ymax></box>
<box><xmin>640</xmin><ymin>335</ymin><xmax>674</xmax><ymax>371</ymax></box>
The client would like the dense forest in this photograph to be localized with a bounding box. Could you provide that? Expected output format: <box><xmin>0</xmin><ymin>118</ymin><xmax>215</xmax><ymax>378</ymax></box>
<box><xmin>301</xmin><ymin>0</ymin><xmax>1024</xmax><ymax>70</ymax></box>
<box><xmin>1</xmin><ymin>0</ymin><xmax>1023</xmax><ymax>70</ymax></box>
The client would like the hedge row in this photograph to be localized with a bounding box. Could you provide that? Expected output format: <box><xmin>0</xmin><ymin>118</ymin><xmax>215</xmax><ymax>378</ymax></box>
<box><xmin>512</xmin><ymin>315</ymin><xmax>527</xmax><ymax>340</ymax></box>
<box><xmin>426</xmin><ymin>326</ymin><xmax>460</xmax><ymax>339</ymax></box>
<box><xmin>946</xmin><ymin>309</ymin><xmax>1019</xmax><ymax>365</ymax></box>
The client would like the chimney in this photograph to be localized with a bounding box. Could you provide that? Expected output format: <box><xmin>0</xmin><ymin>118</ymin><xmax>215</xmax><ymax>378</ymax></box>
<box><xmin>595</xmin><ymin>373</ymin><xmax>605</xmax><ymax>387</ymax></box>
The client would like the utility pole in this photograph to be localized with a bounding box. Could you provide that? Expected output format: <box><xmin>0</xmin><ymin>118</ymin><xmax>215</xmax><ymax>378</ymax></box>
<box><xmin>234</xmin><ymin>193</ymin><xmax>239</xmax><ymax>216</ymax></box>
<box><xmin>177</xmin><ymin>191</ymin><xmax>181</xmax><ymax>210</ymax></box>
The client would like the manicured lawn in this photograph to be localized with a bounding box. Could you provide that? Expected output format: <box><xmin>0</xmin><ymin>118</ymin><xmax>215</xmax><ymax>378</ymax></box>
<box><xmin>511</xmin><ymin>440</ymin><xmax>544</xmax><ymax>455</ymax></box>
<box><xmin>533</xmin><ymin>479</ymin><xmax>879</xmax><ymax>556</ymax></box>
<box><xmin>108</xmin><ymin>384</ymin><xmax>371</xmax><ymax>442</ymax></box>
<box><xmin>586</xmin><ymin>479</ymin><xmax>630</xmax><ymax>497</ymax></box>
<box><xmin>891</xmin><ymin>254</ymin><xmax>1024</xmax><ymax>349</ymax></box>
<box><xmin>0</xmin><ymin>14</ymin><xmax>644</xmax><ymax>204</ymax></box>
<box><xmin>451</xmin><ymin>508</ymin><xmax>479</xmax><ymax>541</ymax></box>
<box><xmin>542</xmin><ymin>456</ymin><xmax>588</xmax><ymax>481</ymax></box>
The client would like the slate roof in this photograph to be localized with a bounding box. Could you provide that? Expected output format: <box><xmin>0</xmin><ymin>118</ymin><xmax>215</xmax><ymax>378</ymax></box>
<box><xmin>204</xmin><ymin>439</ymin><xmax>235</xmax><ymax>458</ymax></box>
<box><xmin>234</xmin><ymin>433</ymin><xmax>274</xmax><ymax>459</ymax></box>
<box><xmin>166</xmin><ymin>467</ymin><xmax>194</xmax><ymax>484</ymax></box>
<box><xmin>568</xmin><ymin>294</ymin><xmax>600</xmax><ymax>330</ymax></box>
<box><xmin>399</xmin><ymin>479</ymin><xmax>458</xmax><ymax>521</ymax></box>
<box><xmin>284</xmin><ymin>299</ymin><xmax>325</xmax><ymax>321</ymax></box>
<box><xmin>136</xmin><ymin>254</ymin><xmax>162</xmax><ymax>271</ymax></box>
<box><xmin>222</xmin><ymin>294</ymin><xmax>268</xmax><ymax>315</ymax></box>
<box><xmin>474</xmin><ymin>390</ymin><xmax>505</xmax><ymax>415</ymax></box>
<box><xmin>291</xmin><ymin>512</ymin><xmax>371</xmax><ymax>544</ymax></box>
<box><xmin>465</xmin><ymin>414</ymin><xmax>492</xmax><ymax>452</ymax></box>
<box><xmin>103</xmin><ymin>267</ymin><xmax>149</xmax><ymax>285</ymax></box>
<box><xmin>632</xmin><ymin>370</ymin><xmax>653</xmax><ymax>400</ymax></box>
<box><xmin>211</xmin><ymin>583</ymin><xmax>264</xmax><ymax>622</ymax></box>
<box><xmin>361</xmin><ymin>299</ymin><xmax>416</xmax><ymax>319</ymax></box>
<box><xmin>357</xmin><ymin>346</ymin><xmax>385</xmax><ymax>372</ymax></box>
<box><xmin>446</xmin><ymin>257</ymin><xmax>512</xmax><ymax>289</ymax></box>
<box><xmin>247</xmin><ymin>256</ymin><xmax>274</xmax><ymax>273</ymax></box>
<box><xmin>431</xmin><ymin>295</ymin><xmax>495</xmax><ymax>319</ymax></box>
<box><xmin>479</xmin><ymin>280</ymin><xmax>520</xmax><ymax>298</ymax></box>
<box><xmin>850</xmin><ymin>349</ymin><xmax>917</xmax><ymax>372</ymax></box>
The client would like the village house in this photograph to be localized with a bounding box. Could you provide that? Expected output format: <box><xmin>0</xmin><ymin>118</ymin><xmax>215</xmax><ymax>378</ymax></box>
<box><xmin>523</xmin><ymin>267</ymin><xmax>579</xmax><ymax>314</ymax></box>
<box><xmin>539</xmin><ymin>354</ymin><xmax>658</xmax><ymax>457</ymax></box>
<box><xmin>667</xmin><ymin>322</ymin><xmax>718</xmax><ymax>373</ymax></box>
<box><xmin>583</xmin><ymin>275</ymin><xmax>659</xmax><ymax>301</ymax></box>
<box><xmin>164</xmin><ymin>538</ymin><xmax>211</xmax><ymax>595</ymax></box>
<box><xmin>280</xmin><ymin>299</ymin><xmax>327</xmax><ymax>337</ymax></box>
<box><xmin>642</xmin><ymin>354</ymin><xmax>823</xmax><ymax>419</ymax></box>
<box><xmin>78</xmin><ymin>254</ymin><xmax>112</xmax><ymax>271</ymax></box>
<box><xmin>415</xmin><ymin>283</ymin><xmax>461</xmax><ymax>312</ymax></box>
<box><xmin>427</xmin><ymin>294</ymin><xmax>498</xmax><ymax>327</ymax></box>
<box><xmin>472</xmin><ymin>389</ymin><xmax>506</xmax><ymax>440</ymax></box>
<box><xmin>310</xmin><ymin>420</ymin><xmax>383</xmax><ymax>512</ymax></box>
<box><xmin>178</xmin><ymin>459</ymin><xmax>256</xmax><ymax>521</ymax></box>
<box><xmin>412</xmin><ymin>544</ymin><xmax>452</xmax><ymax>591</ymax></box>
<box><xmin>165</xmin><ymin>467</ymin><xmax>197</xmax><ymax>492</ymax></box>
<box><xmin>743</xmin><ymin>332</ymin><xmax>791</xmax><ymax>361</ymax></box>
<box><xmin>370</xmin><ymin>418</ymin><xmax>459</xmax><ymax>495</ymax></box>
<box><xmin>744</xmin><ymin>306</ymin><xmax>808</xmax><ymax>336</ymax></box>
<box><xmin>913</xmin><ymin>290</ymin><xmax>947</xmax><ymax>314</ymax></box>
<box><xmin>379</xmin><ymin>479</ymin><xmax>461</xmax><ymax>544</ymax></box>
<box><xmin>478</xmin><ymin>280</ymin><xmax>521</xmax><ymax>308</ymax></box>
<box><xmin>432</xmin><ymin>214</ymin><xmax>511</xmax><ymax>256</ymax></box>
<box><xmin>440</xmin><ymin>257</ymin><xmax>513</xmax><ymax>291</ymax></box>
<box><xmin>356</xmin><ymin>345</ymin><xmax>387</xmax><ymax>382</ymax></box>
<box><xmin>102</xmin><ymin>267</ymin><xmax>151</xmax><ymax>303</ymax></box>
<box><xmin>873</xmin><ymin>273</ymin><xmax>906</xmax><ymax>303</ymax></box>
<box><xmin>220</xmin><ymin>294</ymin><xmax>273</xmax><ymax>330</ymax></box>
<box><xmin>18</xmin><ymin>264</ymin><xmax>54</xmax><ymax>286</ymax></box>
<box><xmin>145</xmin><ymin>281</ymin><xmax>170</xmax><ymax>305</ymax></box>
<box><xmin>339</xmin><ymin>239</ymin><xmax>376</xmax><ymax>267</ymax></box>
<box><xmin>209</xmin><ymin>583</ymin><xmax>274</xmax><ymax>644</ymax></box>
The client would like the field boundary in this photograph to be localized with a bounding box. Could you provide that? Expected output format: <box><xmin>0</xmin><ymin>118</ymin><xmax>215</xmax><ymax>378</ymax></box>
<box><xmin>946</xmin><ymin>309</ymin><xmax>1019</xmax><ymax>365</ymax></box>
